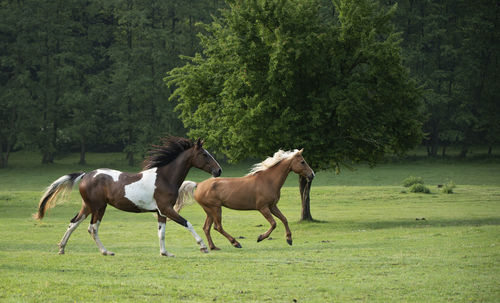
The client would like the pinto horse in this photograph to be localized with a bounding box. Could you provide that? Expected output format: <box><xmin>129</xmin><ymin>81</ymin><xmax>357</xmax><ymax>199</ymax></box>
<box><xmin>35</xmin><ymin>137</ymin><xmax>221</xmax><ymax>256</ymax></box>
<box><xmin>178</xmin><ymin>149</ymin><xmax>314</xmax><ymax>250</ymax></box>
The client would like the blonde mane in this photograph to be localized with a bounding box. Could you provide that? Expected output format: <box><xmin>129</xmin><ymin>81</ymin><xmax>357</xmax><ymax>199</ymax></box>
<box><xmin>247</xmin><ymin>149</ymin><xmax>300</xmax><ymax>175</ymax></box>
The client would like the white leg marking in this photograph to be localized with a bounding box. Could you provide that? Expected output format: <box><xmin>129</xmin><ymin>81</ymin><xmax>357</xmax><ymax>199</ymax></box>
<box><xmin>186</xmin><ymin>222</ymin><xmax>208</xmax><ymax>253</ymax></box>
<box><xmin>58</xmin><ymin>215</ymin><xmax>86</xmax><ymax>254</ymax></box>
<box><xmin>158</xmin><ymin>222</ymin><xmax>174</xmax><ymax>257</ymax></box>
<box><xmin>186</xmin><ymin>222</ymin><xmax>203</xmax><ymax>243</ymax></box>
<box><xmin>88</xmin><ymin>221</ymin><xmax>114</xmax><ymax>256</ymax></box>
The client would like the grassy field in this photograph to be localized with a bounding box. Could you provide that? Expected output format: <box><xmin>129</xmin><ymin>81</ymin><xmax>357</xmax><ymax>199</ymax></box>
<box><xmin>0</xmin><ymin>152</ymin><xmax>499</xmax><ymax>302</ymax></box>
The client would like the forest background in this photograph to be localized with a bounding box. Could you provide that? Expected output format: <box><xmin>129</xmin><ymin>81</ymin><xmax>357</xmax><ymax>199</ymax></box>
<box><xmin>1</xmin><ymin>0</ymin><xmax>499</xmax><ymax>168</ymax></box>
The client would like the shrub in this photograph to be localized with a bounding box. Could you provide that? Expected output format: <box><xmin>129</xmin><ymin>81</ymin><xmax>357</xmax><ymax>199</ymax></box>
<box><xmin>441</xmin><ymin>181</ymin><xmax>456</xmax><ymax>194</ymax></box>
<box><xmin>409</xmin><ymin>183</ymin><xmax>430</xmax><ymax>194</ymax></box>
<box><xmin>403</xmin><ymin>176</ymin><xmax>424</xmax><ymax>187</ymax></box>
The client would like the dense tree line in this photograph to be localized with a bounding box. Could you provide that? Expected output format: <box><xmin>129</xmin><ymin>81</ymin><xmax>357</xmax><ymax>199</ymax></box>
<box><xmin>0</xmin><ymin>0</ymin><xmax>223</xmax><ymax>167</ymax></box>
<box><xmin>1</xmin><ymin>0</ymin><xmax>498</xmax><ymax>168</ymax></box>
<box><xmin>391</xmin><ymin>0</ymin><xmax>500</xmax><ymax>157</ymax></box>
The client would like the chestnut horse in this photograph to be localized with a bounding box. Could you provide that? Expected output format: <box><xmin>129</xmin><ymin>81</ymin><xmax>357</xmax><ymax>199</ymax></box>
<box><xmin>35</xmin><ymin>137</ymin><xmax>221</xmax><ymax>256</ymax></box>
<box><xmin>178</xmin><ymin>149</ymin><xmax>314</xmax><ymax>250</ymax></box>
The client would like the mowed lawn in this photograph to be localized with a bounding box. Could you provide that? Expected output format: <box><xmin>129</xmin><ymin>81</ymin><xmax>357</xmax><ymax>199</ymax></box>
<box><xmin>0</xmin><ymin>153</ymin><xmax>499</xmax><ymax>302</ymax></box>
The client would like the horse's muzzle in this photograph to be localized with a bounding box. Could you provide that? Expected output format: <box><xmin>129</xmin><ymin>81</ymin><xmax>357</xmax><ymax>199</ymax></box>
<box><xmin>212</xmin><ymin>168</ymin><xmax>222</xmax><ymax>177</ymax></box>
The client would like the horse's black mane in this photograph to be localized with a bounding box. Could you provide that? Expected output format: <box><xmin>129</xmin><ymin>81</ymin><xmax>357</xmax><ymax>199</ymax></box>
<box><xmin>143</xmin><ymin>137</ymin><xmax>194</xmax><ymax>169</ymax></box>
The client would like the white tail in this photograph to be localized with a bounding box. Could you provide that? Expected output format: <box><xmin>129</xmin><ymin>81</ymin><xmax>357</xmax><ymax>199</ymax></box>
<box><xmin>35</xmin><ymin>172</ymin><xmax>85</xmax><ymax>220</ymax></box>
<box><xmin>173</xmin><ymin>181</ymin><xmax>197</xmax><ymax>213</ymax></box>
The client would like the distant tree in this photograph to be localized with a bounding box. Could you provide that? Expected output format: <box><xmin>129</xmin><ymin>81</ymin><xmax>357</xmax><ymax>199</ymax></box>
<box><xmin>168</xmin><ymin>0</ymin><xmax>423</xmax><ymax>220</ymax></box>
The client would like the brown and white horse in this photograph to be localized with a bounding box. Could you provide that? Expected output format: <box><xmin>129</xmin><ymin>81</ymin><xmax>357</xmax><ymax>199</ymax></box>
<box><xmin>35</xmin><ymin>137</ymin><xmax>221</xmax><ymax>256</ymax></box>
<box><xmin>177</xmin><ymin>149</ymin><xmax>314</xmax><ymax>250</ymax></box>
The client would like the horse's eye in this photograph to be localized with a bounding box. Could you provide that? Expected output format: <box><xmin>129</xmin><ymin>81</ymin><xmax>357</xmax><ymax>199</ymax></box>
<box><xmin>301</xmin><ymin>161</ymin><xmax>305</xmax><ymax>165</ymax></box>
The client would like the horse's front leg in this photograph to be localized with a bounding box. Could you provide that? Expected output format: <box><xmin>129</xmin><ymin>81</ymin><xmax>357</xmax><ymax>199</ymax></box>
<box><xmin>158</xmin><ymin>205</ymin><xmax>209</xmax><ymax>254</ymax></box>
<box><xmin>270</xmin><ymin>205</ymin><xmax>292</xmax><ymax>245</ymax></box>
<box><xmin>157</xmin><ymin>214</ymin><xmax>174</xmax><ymax>257</ymax></box>
<box><xmin>257</xmin><ymin>206</ymin><xmax>277</xmax><ymax>243</ymax></box>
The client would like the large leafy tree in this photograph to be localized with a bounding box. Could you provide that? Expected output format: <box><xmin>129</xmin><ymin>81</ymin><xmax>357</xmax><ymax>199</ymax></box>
<box><xmin>168</xmin><ymin>0</ymin><xmax>423</xmax><ymax>220</ymax></box>
<box><xmin>168</xmin><ymin>0</ymin><xmax>423</xmax><ymax>169</ymax></box>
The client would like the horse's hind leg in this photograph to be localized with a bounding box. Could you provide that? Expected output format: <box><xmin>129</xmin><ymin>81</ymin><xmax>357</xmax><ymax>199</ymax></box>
<box><xmin>202</xmin><ymin>215</ymin><xmax>219</xmax><ymax>251</ymax></box>
<box><xmin>270</xmin><ymin>205</ymin><xmax>292</xmax><ymax>245</ymax></box>
<box><xmin>257</xmin><ymin>206</ymin><xmax>277</xmax><ymax>243</ymax></box>
<box><xmin>88</xmin><ymin>205</ymin><xmax>114</xmax><ymax>256</ymax></box>
<box><xmin>58</xmin><ymin>203</ymin><xmax>90</xmax><ymax>254</ymax></box>
<box><xmin>209</xmin><ymin>206</ymin><xmax>241</xmax><ymax>249</ymax></box>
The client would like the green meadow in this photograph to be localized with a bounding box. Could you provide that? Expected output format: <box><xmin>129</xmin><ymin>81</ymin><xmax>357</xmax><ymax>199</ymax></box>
<box><xmin>0</xmin><ymin>152</ymin><xmax>499</xmax><ymax>302</ymax></box>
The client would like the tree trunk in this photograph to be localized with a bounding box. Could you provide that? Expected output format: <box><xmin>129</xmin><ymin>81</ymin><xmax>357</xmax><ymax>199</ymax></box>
<box><xmin>459</xmin><ymin>145</ymin><xmax>468</xmax><ymax>158</ymax></box>
<box><xmin>0</xmin><ymin>150</ymin><xmax>5</xmax><ymax>169</ymax></box>
<box><xmin>42</xmin><ymin>152</ymin><xmax>54</xmax><ymax>164</ymax></box>
<box><xmin>127</xmin><ymin>151</ymin><xmax>134</xmax><ymax>166</ymax></box>
<box><xmin>79</xmin><ymin>138</ymin><xmax>86</xmax><ymax>165</ymax></box>
<box><xmin>299</xmin><ymin>175</ymin><xmax>314</xmax><ymax>221</ymax></box>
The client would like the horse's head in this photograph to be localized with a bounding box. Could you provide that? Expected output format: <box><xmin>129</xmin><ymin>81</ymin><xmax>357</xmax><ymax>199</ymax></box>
<box><xmin>190</xmin><ymin>139</ymin><xmax>222</xmax><ymax>177</ymax></box>
<box><xmin>290</xmin><ymin>149</ymin><xmax>315</xmax><ymax>181</ymax></box>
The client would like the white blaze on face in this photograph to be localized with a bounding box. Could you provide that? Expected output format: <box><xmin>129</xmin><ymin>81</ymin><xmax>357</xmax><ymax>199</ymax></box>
<box><xmin>94</xmin><ymin>169</ymin><xmax>122</xmax><ymax>182</ymax></box>
<box><xmin>203</xmin><ymin>148</ymin><xmax>220</xmax><ymax>171</ymax></box>
<box><xmin>124</xmin><ymin>167</ymin><xmax>158</xmax><ymax>211</ymax></box>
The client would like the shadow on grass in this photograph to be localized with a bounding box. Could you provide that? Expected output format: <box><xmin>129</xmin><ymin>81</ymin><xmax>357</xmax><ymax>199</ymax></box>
<box><xmin>301</xmin><ymin>217</ymin><xmax>500</xmax><ymax>230</ymax></box>
<box><xmin>361</xmin><ymin>217</ymin><xmax>500</xmax><ymax>230</ymax></box>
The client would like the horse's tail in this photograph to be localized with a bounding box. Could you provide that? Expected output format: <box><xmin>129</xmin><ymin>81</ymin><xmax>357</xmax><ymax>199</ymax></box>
<box><xmin>34</xmin><ymin>172</ymin><xmax>85</xmax><ymax>220</ymax></box>
<box><xmin>174</xmin><ymin>180</ymin><xmax>197</xmax><ymax>213</ymax></box>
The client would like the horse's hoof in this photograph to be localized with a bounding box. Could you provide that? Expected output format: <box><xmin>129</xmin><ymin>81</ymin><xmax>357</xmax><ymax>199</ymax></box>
<box><xmin>200</xmin><ymin>247</ymin><xmax>209</xmax><ymax>254</ymax></box>
<box><xmin>211</xmin><ymin>247</ymin><xmax>221</xmax><ymax>251</ymax></box>
<box><xmin>58</xmin><ymin>251</ymin><xmax>65</xmax><ymax>255</ymax></box>
<box><xmin>102</xmin><ymin>251</ymin><xmax>115</xmax><ymax>256</ymax></box>
<box><xmin>234</xmin><ymin>243</ymin><xmax>242</xmax><ymax>248</ymax></box>
<box><xmin>287</xmin><ymin>239</ymin><xmax>293</xmax><ymax>246</ymax></box>
<box><xmin>257</xmin><ymin>235</ymin><xmax>264</xmax><ymax>242</ymax></box>
<box><xmin>161</xmin><ymin>252</ymin><xmax>175</xmax><ymax>257</ymax></box>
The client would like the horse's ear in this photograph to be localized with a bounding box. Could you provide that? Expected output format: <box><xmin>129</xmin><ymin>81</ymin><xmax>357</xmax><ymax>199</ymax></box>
<box><xmin>196</xmin><ymin>138</ymin><xmax>203</xmax><ymax>148</ymax></box>
<box><xmin>298</xmin><ymin>148</ymin><xmax>304</xmax><ymax>155</ymax></box>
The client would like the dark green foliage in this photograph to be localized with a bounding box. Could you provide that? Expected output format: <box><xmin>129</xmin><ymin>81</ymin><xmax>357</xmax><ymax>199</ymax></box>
<box><xmin>392</xmin><ymin>0</ymin><xmax>500</xmax><ymax>157</ymax></box>
<box><xmin>403</xmin><ymin>176</ymin><xmax>424</xmax><ymax>188</ymax></box>
<box><xmin>168</xmin><ymin>0</ymin><xmax>423</xmax><ymax>169</ymax></box>
<box><xmin>441</xmin><ymin>181</ymin><xmax>456</xmax><ymax>194</ymax></box>
<box><xmin>0</xmin><ymin>0</ymin><xmax>222</xmax><ymax>166</ymax></box>
<box><xmin>409</xmin><ymin>183</ymin><xmax>430</xmax><ymax>194</ymax></box>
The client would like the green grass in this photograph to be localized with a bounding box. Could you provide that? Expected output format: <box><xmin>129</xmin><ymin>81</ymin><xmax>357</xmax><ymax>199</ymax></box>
<box><xmin>0</xmin><ymin>152</ymin><xmax>499</xmax><ymax>302</ymax></box>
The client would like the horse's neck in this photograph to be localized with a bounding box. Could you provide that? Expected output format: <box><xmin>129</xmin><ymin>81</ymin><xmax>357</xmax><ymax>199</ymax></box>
<box><xmin>260</xmin><ymin>158</ymin><xmax>292</xmax><ymax>190</ymax></box>
<box><xmin>157</xmin><ymin>150</ymin><xmax>192</xmax><ymax>190</ymax></box>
